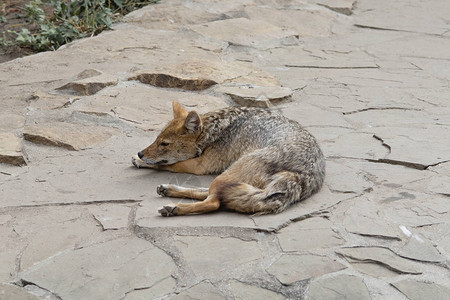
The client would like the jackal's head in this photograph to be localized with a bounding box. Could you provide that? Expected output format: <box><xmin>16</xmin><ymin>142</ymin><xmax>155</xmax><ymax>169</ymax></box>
<box><xmin>137</xmin><ymin>101</ymin><xmax>203</xmax><ymax>165</ymax></box>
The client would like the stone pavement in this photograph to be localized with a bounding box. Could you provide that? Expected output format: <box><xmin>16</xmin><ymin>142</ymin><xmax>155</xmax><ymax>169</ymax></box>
<box><xmin>1</xmin><ymin>0</ymin><xmax>449</xmax><ymax>299</ymax></box>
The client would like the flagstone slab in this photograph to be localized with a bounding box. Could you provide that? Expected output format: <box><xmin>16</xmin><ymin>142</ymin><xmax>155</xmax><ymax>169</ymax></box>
<box><xmin>277</xmin><ymin>217</ymin><xmax>344</xmax><ymax>251</ymax></box>
<box><xmin>307</xmin><ymin>275</ymin><xmax>371</xmax><ymax>300</ymax></box>
<box><xmin>172</xmin><ymin>281</ymin><xmax>225</xmax><ymax>300</ymax></box>
<box><xmin>0</xmin><ymin>132</ymin><xmax>26</xmax><ymax>166</ymax></box>
<box><xmin>229</xmin><ymin>280</ymin><xmax>285</xmax><ymax>300</ymax></box>
<box><xmin>267</xmin><ymin>254</ymin><xmax>346</xmax><ymax>284</ymax></box>
<box><xmin>215</xmin><ymin>85</ymin><xmax>293</xmax><ymax>107</ymax></box>
<box><xmin>337</xmin><ymin>247</ymin><xmax>421</xmax><ymax>274</ymax></box>
<box><xmin>20</xmin><ymin>236</ymin><xmax>176</xmax><ymax>300</ymax></box>
<box><xmin>173</xmin><ymin>236</ymin><xmax>261</xmax><ymax>278</ymax></box>
<box><xmin>189</xmin><ymin>18</ymin><xmax>298</xmax><ymax>48</ymax></box>
<box><xmin>23</xmin><ymin>122</ymin><xmax>119</xmax><ymax>150</ymax></box>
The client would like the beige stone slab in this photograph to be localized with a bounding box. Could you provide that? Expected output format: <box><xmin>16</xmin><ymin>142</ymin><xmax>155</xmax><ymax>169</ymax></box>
<box><xmin>215</xmin><ymin>85</ymin><xmax>293</xmax><ymax>107</ymax></box>
<box><xmin>312</xmin><ymin>0</ymin><xmax>355</xmax><ymax>15</ymax></box>
<box><xmin>89</xmin><ymin>204</ymin><xmax>132</xmax><ymax>230</ymax></box>
<box><xmin>0</xmin><ymin>113</ymin><xmax>25</xmax><ymax>131</ymax></box>
<box><xmin>245</xmin><ymin>6</ymin><xmax>338</xmax><ymax>37</ymax></box>
<box><xmin>123</xmin><ymin>276</ymin><xmax>176</xmax><ymax>300</ymax></box>
<box><xmin>190</xmin><ymin>18</ymin><xmax>297</xmax><ymax>47</ymax></box>
<box><xmin>56</xmin><ymin>73</ymin><xmax>118</xmax><ymax>96</ymax></box>
<box><xmin>0</xmin><ymin>132</ymin><xmax>26</xmax><ymax>166</ymax></box>
<box><xmin>23</xmin><ymin>122</ymin><xmax>119</xmax><ymax>151</ymax></box>
<box><xmin>29</xmin><ymin>91</ymin><xmax>80</xmax><ymax>110</ymax></box>
<box><xmin>267</xmin><ymin>254</ymin><xmax>346</xmax><ymax>284</ymax></box>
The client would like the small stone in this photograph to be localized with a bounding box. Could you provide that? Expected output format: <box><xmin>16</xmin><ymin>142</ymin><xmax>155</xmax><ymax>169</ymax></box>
<box><xmin>267</xmin><ymin>254</ymin><xmax>346</xmax><ymax>284</ymax></box>
<box><xmin>56</xmin><ymin>73</ymin><xmax>118</xmax><ymax>95</ymax></box>
<box><xmin>29</xmin><ymin>91</ymin><xmax>79</xmax><ymax>110</ymax></box>
<box><xmin>172</xmin><ymin>281</ymin><xmax>225</xmax><ymax>300</ymax></box>
<box><xmin>76</xmin><ymin>69</ymin><xmax>102</xmax><ymax>80</ymax></box>
<box><xmin>337</xmin><ymin>247</ymin><xmax>421</xmax><ymax>274</ymax></box>
<box><xmin>130</xmin><ymin>72</ymin><xmax>217</xmax><ymax>91</ymax></box>
<box><xmin>392</xmin><ymin>280</ymin><xmax>450</xmax><ymax>300</ymax></box>
<box><xmin>0</xmin><ymin>132</ymin><xmax>26</xmax><ymax>166</ymax></box>
<box><xmin>307</xmin><ymin>275</ymin><xmax>371</xmax><ymax>300</ymax></box>
<box><xmin>229</xmin><ymin>280</ymin><xmax>284</xmax><ymax>300</ymax></box>
<box><xmin>23</xmin><ymin>122</ymin><xmax>119</xmax><ymax>150</ymax></box>
<box><xmin>216</xmin><ymin>85</ymin><xmax>293</xmax><ymax>108</ymax></box>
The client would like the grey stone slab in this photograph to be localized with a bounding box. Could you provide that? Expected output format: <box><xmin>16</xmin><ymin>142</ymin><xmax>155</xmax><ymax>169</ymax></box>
<box><xmin>343</xmin><ymin>200</ymin><xmax>401</xmax><ymax>239</ymax></box>
<box><xmin>278</xmin><ymin>217</ymin><xmax>344</xmax><ymax>251</ymax></box>
<box><xmin>312</xmin><ymin>0</ymin><xmax>355</xmax><ymax>15</ymax></box>
<box><xmin>348</xmin><ymin>261</ymin><xmax>398</xmax><ymax>278</ymax></box>
<box><xmin>20</xmin><ymin>236</ymin><xmax>176</xmax><ymax>300</ymax></box>
<box><xmin>28</xmin><ymin>90</ymin><xmax>80</xmax><ymax>110</ymax></box>
<box><xmin>89</xmin><ymin>204</ymin><xmax>131</xmax><ymax>230</ymax></box>
<box><xmin>337</xmin><ymin>247</ymin><xmax>421</xmax><ymax>274</ymax></box>
<box><xmin>251</xmin><ymin>186</ymin><xmax>353</xmax><ymax>231</ymax></box>
<box><xmin>23</xmin><ymin>122</ymin><xmax>120</xmax><ymax>151</ymax></box>
<box><xmin>355</xmin><ymin>0</ymin><xmax>448</xmax><ymax>35</ymax></box>
<box><xmin>0</xmin><ymin>284</ymin><xmax>40</xmax><ymax>300</ymax></box>
<box><xmin>173</xmin><ymin>281</ymin><xmax>225</xmax><ymax>300</ymax></box>
<box><xmin>173</xmin><ymin>236</ymin><xmax>261</xmax><ymax>278</ymax></box>
<box><xmin>397</xmin><ymin>235</ymin><xmax>446</xmax><ymax>263</ymax></box>
<box><xmin>267</xmin><ymin>254</ymin><xmax>346</xmax><ymax>285</ymax></box>
<box><xmin>325</xmin><ymin>160</ymin><xmax>373</xmax><ymax>194</ymax></box>
<box><xmin>130</xmin><ymin>59</ymin><xmax>282</xmax><ymax>90</ymax></box>
<box><xmin>229</xmin><ymin>280</ymin><xmax>285</xmax><ymax>300</ymax></box>
<box><xmin>392</xmin><ymin>280</ymin><xmax>450</xmax><ymax>300</ymax></box>
<box><xmin>0</xmin><ymin>132</ymin><xmax>26</xmax><ymax>166</ymax></box>
<box><xmin>123</xmin><ymin>276</ymin><xmax>176</xmax><ymax>300</ymax></box>
<box><xmin>307</xmin><ymin>275</ymin><xmax>371</xmax><ymax>300</ymax></box>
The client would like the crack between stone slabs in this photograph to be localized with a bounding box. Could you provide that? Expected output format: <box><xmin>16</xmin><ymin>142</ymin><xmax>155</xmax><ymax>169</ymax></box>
<box><xmin>1</xmin><ymin>199</ymin><xmax>142</xmax><ymax>210</ymax></box>
<box><xmin>285</xmin><ymin>64</ymin><xmax>379</xmax><ymax>70</ymax></box>
<box><xmin>13</xmin><ymin>243</ymin><xmax>29</xmax><ymax>282</ymax></box>
<box><xmin>119</xmin><ymin>275</ymin><xmax>174</xmax><ymax>300</ymax></box>
<box><xmin>342</xmin><ymin>107</ymin><xmax>421</xmax><ymax>115</ymax></box>
<box><xmin>15</xmin><ymin>279</ymin><xmax>63</xmax><ymax>300</ymax></box>
<box><xmin>354</xmin><ymin>24</ymin><xmax>445</xmax><ymax>36</ymax></box>
<box><xmin>372</xmin><ymin>134</ymin><xmax>392</xmax><ymax>153</ymax></box>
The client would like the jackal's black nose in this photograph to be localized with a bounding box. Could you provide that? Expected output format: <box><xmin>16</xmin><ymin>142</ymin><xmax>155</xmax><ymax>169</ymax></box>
<box><xmin>138</xmin><ymin>151</ymin><xmax>144</xmax><ymax>159</ymax></box>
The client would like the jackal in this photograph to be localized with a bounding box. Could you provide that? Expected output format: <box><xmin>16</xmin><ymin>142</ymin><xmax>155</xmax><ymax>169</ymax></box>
<box><xmin>132</xmin><ymin>101</ymin><xmax>325</xmax><ymax>217</ymax></box>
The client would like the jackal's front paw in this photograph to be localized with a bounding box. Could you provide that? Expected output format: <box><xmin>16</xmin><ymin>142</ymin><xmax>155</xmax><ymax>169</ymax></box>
<box><xmin>158</xmin><ymin>204</ymin><xmax>178</xmax><ymax>217</ymax></box>
<box><xmin>131</xmin><ymin>154</ymin><xmax>145</xmax><ymax>168</ymax></box>
<box><xmin>157</xmin><ymin>184</ymin><xmax>169</xmax><ymax>197</ymax></box>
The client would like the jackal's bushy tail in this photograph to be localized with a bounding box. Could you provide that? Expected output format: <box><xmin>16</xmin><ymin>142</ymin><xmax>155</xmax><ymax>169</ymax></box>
<box><xmin>218</xmin><ymin>171</ymin><xmax>306</xmax><ymax>215</ymax></box>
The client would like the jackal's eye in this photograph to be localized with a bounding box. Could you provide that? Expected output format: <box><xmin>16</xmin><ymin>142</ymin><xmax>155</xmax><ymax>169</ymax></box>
<box><xmin>160</xmin><ymin>142</ymin><xmax>169</xmax><ymax>147</ymax></box>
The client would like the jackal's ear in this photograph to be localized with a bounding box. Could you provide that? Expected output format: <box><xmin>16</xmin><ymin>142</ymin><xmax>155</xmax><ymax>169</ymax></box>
<box><xmin>184</xmin><ymin>111</ymin><xmax>202</xmax><ymax>133</ymax></box>
<box><xmin>172</xmin><ymin>100</ymin><xmax>188</xmax><ymax>119</ymax></box>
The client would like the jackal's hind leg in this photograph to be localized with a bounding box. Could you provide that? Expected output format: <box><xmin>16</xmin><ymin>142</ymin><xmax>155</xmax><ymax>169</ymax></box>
<box><xmin>158</xmin><ymin>195</ymin><xmax>220</xmax><ymax>217</ymax></box>
<box><xmin>157</xmin><ymin>184</ymin><xmax>209</xmax><ymax>200</ymax></box>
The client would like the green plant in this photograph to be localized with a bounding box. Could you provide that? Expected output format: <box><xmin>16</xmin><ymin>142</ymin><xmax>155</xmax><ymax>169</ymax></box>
<box><xmin>3</xmin><ymin>0</ymin><xmax>159</xmax><ymax>52</ymax></box>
